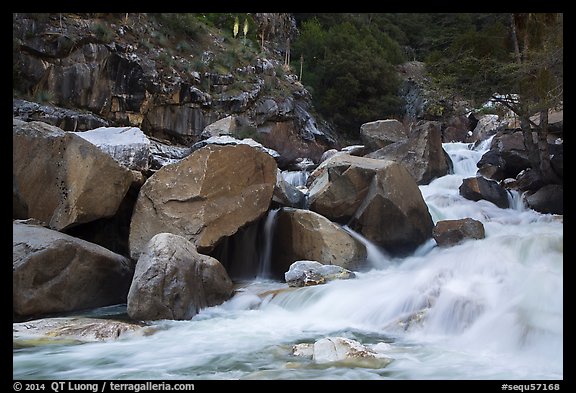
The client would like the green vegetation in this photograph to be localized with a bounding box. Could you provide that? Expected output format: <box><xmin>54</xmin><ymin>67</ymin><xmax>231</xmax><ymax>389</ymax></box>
<box><xmin>292</xmin><ymin>17</ymin><xmax>405</xmax><ymax>137</ymax></box>
<box><xmin>92</xmin><ymin>22</ymin><xmax>115</xmax><ymax>42</ymax></box>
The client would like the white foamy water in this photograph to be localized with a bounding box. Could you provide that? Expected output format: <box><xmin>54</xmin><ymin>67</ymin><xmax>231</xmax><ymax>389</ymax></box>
<box><xmin>13</xmin><ymin>140</ymin><xmax>562</xmax><ymax>380</ymax></box>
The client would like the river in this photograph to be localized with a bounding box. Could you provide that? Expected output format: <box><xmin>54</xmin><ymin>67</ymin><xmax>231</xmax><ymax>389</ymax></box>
<box><xmin>13</xmin><ymin>139</ymin><xmax>563</xmax><ymax>380</ymax></box>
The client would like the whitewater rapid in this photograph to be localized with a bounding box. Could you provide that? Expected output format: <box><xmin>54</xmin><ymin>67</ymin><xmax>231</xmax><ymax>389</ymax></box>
<box><xmin>13</xmin><ymin>140</ymin><xmax>563</xmax><ymax>380</ymax></box>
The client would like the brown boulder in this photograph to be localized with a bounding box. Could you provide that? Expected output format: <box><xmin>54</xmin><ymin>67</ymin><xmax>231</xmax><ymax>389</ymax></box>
<box><xmin>13</xmin><ymin>222</ymin><xmax>134</xmax><ymax>320</ymax></box>
<box><xmin>525</xmin><ymin>184</ymin><xmax>563</xmax><ymax>215</ymax></box>
<box><xmin>360</xmin><ymin>119</ymin><xmax>407</xmax><ymax>151</ymax></box>
<box><xmin>127</xmin><ymin>233</ymin><xmax>233</xmax><ymax>321</ymax></box>
<box><xmin>307</xmin><ymin>154</ymin><xmax>390</xmax><ymax>223</ymax></box>
<box><xmin>433</xmin><ymin>218</ymin><xmax>485</xmax><ymax>247</ymax></box>
<box><xmin>129</xmin><ymin>144</ymin><xmax>277</xmax><ymax>259</ymax></box>
<box><xmin>349</xmin><ymin>162</ymin><xmax>434</xmax><ymax>255</ymax></box>
<box><xmin>366</xmin><ymin>121</ymin><xmax>452</xmax><ymax>185</ymax></box>
<box><xmin>272</xmin><ymin>208</ymin><xmax>367</xmax><ymax>277</ymax></box>
<box><xmin>13</xmin><ymin>119</ymin><xmax>133</xmax><ymax>230</ymax></box>
<box><xmin>459</xmin><ymin>176</ymin><xmax>510</xmax><ymax>209</ymax></box>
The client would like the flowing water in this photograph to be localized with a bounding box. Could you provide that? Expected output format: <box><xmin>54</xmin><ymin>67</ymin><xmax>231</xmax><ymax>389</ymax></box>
<box><xmin>13</xmin><ymin>140</ymin><xmax>563</xmax><ymax>380</ymax></box>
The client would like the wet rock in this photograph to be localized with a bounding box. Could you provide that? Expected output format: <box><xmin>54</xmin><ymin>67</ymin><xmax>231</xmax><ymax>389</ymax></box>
<box><xmin>284</xmin><ymin>260</ymin><xmax>356</xmax><ymax>287</ymax></box>
<box><xmin>433</xmin><ymin>218</ymin><xmax>485</xmax><ymax>247</ymax></box>
<box><xmin>13</xmin><ymin>317</ymin><xmax>153</xmax><ymax>346</ymax></box>
<box><xmin>273</xmin><ymin>208</ymin><xmax>367</xmax><ymax>276</ymax></box>
<box><xmin>525</xmin><ymin>184</ymin><xmax>563</xmax><ymax>215</ymax></box>
<box><xmin>292</xmin><ymin>337</ymin><xmax>393</xmax><ymax>368</ymax></box>
<box><xmin>127</xmin><ymin>233</ymin><xmax>233</xmax><ymax>321</ymax></box>
<box><xmin>13</xmin><ymin>222</ymin><xmax>134</xmax><ymax>320</ymax></box>
<box><xmin>459</xmin><ymin>176</ymin><xmax>510</xmax><ymax>209</ymax></box>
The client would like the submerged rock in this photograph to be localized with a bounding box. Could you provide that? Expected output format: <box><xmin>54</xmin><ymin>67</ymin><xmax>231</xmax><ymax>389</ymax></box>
<box><xmin>292</xmin><ymin>337</ymin><xmax>392</xmax><ymax>368</ymax></box>
<box><xmin>13</xmin><ymin>317</ymin><xmax>154</xmax><ymax>347</ymax></box>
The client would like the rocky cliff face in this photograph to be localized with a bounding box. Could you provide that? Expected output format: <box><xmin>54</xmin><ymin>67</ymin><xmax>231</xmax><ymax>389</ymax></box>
<box><xmin>13</xmin><ymin>13</ymin><xmax>336</xmax><ymax>166</ymax></box>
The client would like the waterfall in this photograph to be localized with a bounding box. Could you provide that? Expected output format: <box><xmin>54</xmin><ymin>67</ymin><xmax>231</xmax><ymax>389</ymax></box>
<box><xmin>342</xmin><ymin>225</ymin><xmax>392</xmax><ymax>269</ymax></box>
<box><xmin>281</xmin><ymin>169</ymin><xmax>309</xmax><ymax>188</ymax></box>
<box><xmin>257</xmin><ymin>208</ymin><xmax>279</xmax><ymax>279</ymax></box>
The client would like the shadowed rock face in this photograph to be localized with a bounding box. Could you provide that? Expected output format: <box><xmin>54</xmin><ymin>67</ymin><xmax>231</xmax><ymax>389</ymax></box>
<box><xmin>127</xmin><ymin>233</ymin><xmax>233</xmax><ymax>321</ymax></box>
<box><xmin>348</xmin><ymin>162</ymin><xmax>434</xmax><ymax>256</ymax></box>
<box><xmin>13</xmin><ymin>222</ymin><xmax>134</xmax><ymax>321</ymax></box>
<box><xmin>13</xmin><ymin>119</ymin><xmax>133</xmax><ymax>230</ymax></box>
<box><xmin>525</xmin><ymin>184</ymin><xmax>563</xmax><ymax>215</ymax></box>
<box><xmin>13</xmin><ymin>13</ymin><xmax>337</xmax><ymax>158</ymax></box>
<box><xmin>459</xmin><ymin>176</ymin><xmax>510</xmax><ymax>209</ymax></box>
<box><xmin>129</xmin><ymin>144</ymin><xmax>277</xmax><ymax>259</ymax></box>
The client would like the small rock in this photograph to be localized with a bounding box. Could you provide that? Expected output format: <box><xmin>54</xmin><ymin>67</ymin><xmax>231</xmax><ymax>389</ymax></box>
<box><xmin>284</xmin><ymin>260</ymin><xmax>355</xmax><ymax>287</ymax></box>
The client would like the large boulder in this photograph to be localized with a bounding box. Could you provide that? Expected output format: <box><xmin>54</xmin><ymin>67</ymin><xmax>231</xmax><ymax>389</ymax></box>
<box><xmin>442</xmin><ymin>115</ymin><xmax>470</xmax><ymax>143</ymax></box>
<box><xmin>127</xmin><ymin>233</ymin><xmax>233</xmax><ymax>321</ymax></box>
<box><xmin>433</xmin><ymin>218</ymin><xmax>485</xmax><ymax>247</ymax></box>
<box><xmin>70</xmin><ymin>126</ymin><xmax>151</xmax><ymax>171</ymax></box>
<box><xmin>284</xmin><ymin>260</ymin><xmax>355</xmax><ymax>287</ymax></box>
<box><xmin>365</xmin><ymin>120</ymin><xmax>452</xmax><ymax>185</ymax></box>
<box><xmin>257</xmin><ymin>121</ymin><xmax>330</xmax><ymax>167</ymax></box>
<box><xmin>129</xmin><ymin>144</ymin><xmax>277</xmax><ymax>259</ymax></box>
<box><xmin>348</xmin><ymin>162</ymin><xmax>434</xmax><ymax>255</ymax></box>
<box><xmin>360</xmin><ymin>119</ymin><xmax>407</xmax><ymax>151</ymax></box>
<box><xmin>459</xmin><ymin>176</ymin><xmax>510</xmax><ymax>209</ymax></box>
<box><xmin>13</xmin><ymin>222</ymin><xmax>134</xmax><ymax>320</ymax></box>
<box><xmin>13</xmin><ymin>119</ymin><xmax>133</xmax><ymax>230</ymax></box>
<box><xmin>307</xmin><ymin>154</ymin><xmax>390</xmax><ymax>223</ymax></box>
<box><xmin>477</xmin><ymin>130</ymin><xmax>531</xmax><ymax>181</ymax></box>
<box><xmin>525</xmin><ymin>184</ymin><xmax>563</xmax><ymax>215</ymax></box>
<box><xmin>272</xmin><ymin>208</ymin><xmax>367</xmax><ymax>276</ymax></box>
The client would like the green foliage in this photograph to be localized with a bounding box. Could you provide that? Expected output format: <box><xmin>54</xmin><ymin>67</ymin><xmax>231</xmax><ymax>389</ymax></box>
<box><xmin>234</xmin><ymin>123</ymin><xmax>261</xmax><ymax>142</ymax></box>
<box><xmin>33</xmin><ymin>89</ymin><xmax>54</xmax><ymax>104</ymax></box>
<box><xmin>292</xmin><ymin>17</ymin><xmax>405</xmax><ymax>137</ymax></box>
<box><xmin>423</xmin><ymin>13</ymin><xmax>562</xmax><ymax>111</ymax></box>
<box><xmin>153</xmin><ymin>13</ymin><xmax>203</xmax><ymax>40</ymax></box>
<box><xmin>92</xmin><ymin>22</ymin><xmax>115</xmax><ymax>42</ymax></box>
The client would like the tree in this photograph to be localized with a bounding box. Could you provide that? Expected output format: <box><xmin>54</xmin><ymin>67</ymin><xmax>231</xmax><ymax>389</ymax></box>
<box><xmin>292</xmin><ymin>17</ymin><xmax>405</xmax><ymax>138</ymax></box>
<box><xmin>492</xmin><ymin>13</ymin><xmax>563</xmax><ymax>184</ymax></box>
